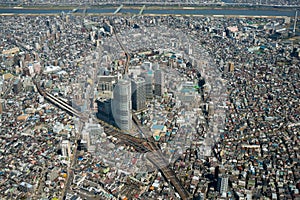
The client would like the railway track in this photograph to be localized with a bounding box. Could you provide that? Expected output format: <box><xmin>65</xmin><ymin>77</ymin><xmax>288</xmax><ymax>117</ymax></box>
<box><xmin>33</xmin><ymin>77</ymin><xmax>192</xmax><ymax>199</ymax></box>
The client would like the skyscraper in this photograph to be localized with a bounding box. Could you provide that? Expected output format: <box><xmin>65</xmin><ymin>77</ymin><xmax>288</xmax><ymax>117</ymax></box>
<box><xmin>131</xmin><ymin>77</ymin><xmax>146</xmax><ymax>111</ymax></box>
<box><xmin>154</xmin><ymin>69</ymin><xmax>164</xmax><ymax>97</ymax></box>
<box><xmin>112</xmin><ymin>79</ymin><xmax>132</xmax><ymax>130</ymax></box>
<box><xmin>144</xmin><ymin>70</ymin><xmax>154</xmax><ymax>100</ymax></box>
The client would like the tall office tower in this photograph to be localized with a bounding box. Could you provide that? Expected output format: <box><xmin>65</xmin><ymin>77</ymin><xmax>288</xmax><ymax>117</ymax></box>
<box><xmin>131</xmin><ymin>77</ymin><xmax>146</xmax><ymax>111</ymax></box>
<box><xmin>103</xmin><ymin>22</ymin><xmax>113</xmax><ymax>35</ymax></box>
<box><xmin>154</xmin><ymin>69</ymin><xmax>164</xmax><ymax>97</ymax></box>
<box><xmin>112</xmin><ymin>79</ymin><xmax>132</xmax><ymax>130</ymax></box>
<box><xmin>65</xmin><ymin>14</ymin><xmax>70</xmax><ymax>23</ymax></box>
<box><xmin>170</xmin><ymin>38</ymin><xmax>177</xmax><ymax>48</ymax></box>
<box><xmin>217</xmin><ymin>174</ymin><xmax>229</xmax><ymax>195</ymax></box>
<box><xmin>144</xmin><ymin>70</ymin><xmax>154</xmax><ymax>100</ymax></box>
<box><xmin>61</xmin><ymin>140</ymin><xmax>71</xmax><ymax>158</ymax></box>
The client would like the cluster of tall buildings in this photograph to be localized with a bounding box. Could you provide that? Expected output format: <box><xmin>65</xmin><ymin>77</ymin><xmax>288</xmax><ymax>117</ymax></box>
<box><xmin>97</xmin><ymin>61</ymin><xmax>164</xmax><ymax>131</ymax></box>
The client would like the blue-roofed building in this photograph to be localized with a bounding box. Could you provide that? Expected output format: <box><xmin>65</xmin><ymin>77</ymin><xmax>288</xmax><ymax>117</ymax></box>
<box><xmin>19</xmin><ymin>182</ymin><xmax>34</xmax><ymax>192</ymax></box>
<box><xmin>151</xmin><ymin>124</ymin><xmax>167</xmax><ymax>141</ymax></box>
<box><xmin>151</xmin><ymin>124</ymin><xmax>166</xmax><ymax>132</ymax></box>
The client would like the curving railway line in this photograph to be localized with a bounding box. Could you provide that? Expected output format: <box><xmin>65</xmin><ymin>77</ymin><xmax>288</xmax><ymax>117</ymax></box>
<box><xmin>33</xmin><ymin>78</ymin><xmax>191</xmax><ymax>199</ymax></box>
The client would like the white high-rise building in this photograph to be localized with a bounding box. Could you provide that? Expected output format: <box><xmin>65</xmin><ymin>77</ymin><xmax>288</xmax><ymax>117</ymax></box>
<box><xmin>61</xmin><ymin>140</ymin><xmax>71</xmax><ymax>158</ymax></box>
<box><xmin>112</xmin><ymin>79</ymin><xmax>132</xmax><ymax>130</ymax></box>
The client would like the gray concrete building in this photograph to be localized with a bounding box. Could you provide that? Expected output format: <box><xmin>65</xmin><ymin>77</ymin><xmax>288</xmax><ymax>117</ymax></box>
<box><xmin>131</xmin><ymin>77</ymin><xmax>146</xmax><ymax>111</ymax></box>
<box><xmin>154</xmin><ymin>69</ymin><xmax>164</xmax><ymax>97</ymax></box>
<box><xmin>144</xmin><ymin>70</ymin><xmax>154</xmax><ymax>100</ymax></box>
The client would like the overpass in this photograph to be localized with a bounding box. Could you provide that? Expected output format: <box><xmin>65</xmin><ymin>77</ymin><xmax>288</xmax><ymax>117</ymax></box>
<box><xmin>113</xmin><ymin>4</ymin><xmax>123</xmax><ymax>14</ymax></box>
<box><xmin>139</xmin><ymin>5</ymin><xmax>146</xmax><ymax>15</ymax></box>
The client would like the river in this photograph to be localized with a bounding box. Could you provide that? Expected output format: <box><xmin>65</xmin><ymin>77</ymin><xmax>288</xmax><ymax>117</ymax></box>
<box><xmin>0</xmin><ymin>7</ymin><xmax>297</xmax><ymax>17</ymax></box>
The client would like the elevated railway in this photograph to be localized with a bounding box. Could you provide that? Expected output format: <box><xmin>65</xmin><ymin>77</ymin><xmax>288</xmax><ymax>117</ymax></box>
<box><xmin>29</xmin><ymin>6</ymin><xmax>199</xmax><ymax>197</ymax></box>
<box><xmin>33</xmin><ymin>68</ymin><xmax>191</xmax><ymax>200</ymax></box>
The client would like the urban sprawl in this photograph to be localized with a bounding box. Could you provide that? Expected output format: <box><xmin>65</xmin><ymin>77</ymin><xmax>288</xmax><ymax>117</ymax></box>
<box><xmin>0</xmin><ymin>5</ymin><xmax>299</xmax><ymax>200</ymax></box>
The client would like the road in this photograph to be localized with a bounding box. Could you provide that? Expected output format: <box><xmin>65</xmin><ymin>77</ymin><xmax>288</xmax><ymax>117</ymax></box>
<box><xmin>61</xmin><ymin>122</ymin><xmax>82</xmax><ymax>200</ymax></box>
